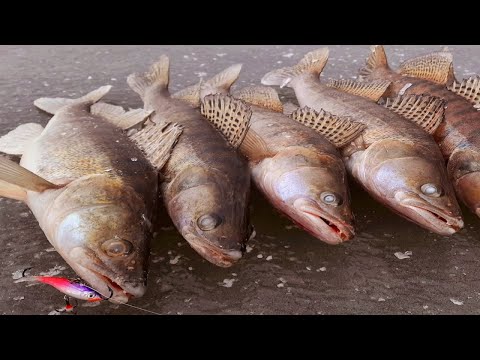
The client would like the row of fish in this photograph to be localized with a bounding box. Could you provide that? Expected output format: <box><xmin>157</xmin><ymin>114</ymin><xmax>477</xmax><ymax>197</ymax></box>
<box><xmin>0</xmin><ymin>46</ymin><xmax>478</xmax><ymax>304</ymax></box>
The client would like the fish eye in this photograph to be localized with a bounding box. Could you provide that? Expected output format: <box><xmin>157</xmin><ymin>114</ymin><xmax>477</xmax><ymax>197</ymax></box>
<box><xmin>321</xmin><ymin>192</ymin><xmax>342</xmax><ymax>206</ymax></box>
<box><xmin>88</xmin><ymin>293</ymin><xmax>95</xmax><ymax>298</ymax></box>
<box><xmin>197</xmin><ymin>214</ymin><xmax>222</xmax><ymax>231</ymax></box>
<box><xmin>102</xmin><ymin>239</ymin><xmax>133</xmax><ymax>257</ymax></box>
<box><xmin>421</xmin><ymin>183</ymin><xmax>442</xmax><ymax>197</ymax></box>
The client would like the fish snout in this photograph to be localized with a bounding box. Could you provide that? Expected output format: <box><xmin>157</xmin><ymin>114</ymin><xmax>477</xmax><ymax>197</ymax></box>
<box><xmin>292</xmin><ymin>197</ymin><xmax>355</xmax><ymax>244</ymax></box>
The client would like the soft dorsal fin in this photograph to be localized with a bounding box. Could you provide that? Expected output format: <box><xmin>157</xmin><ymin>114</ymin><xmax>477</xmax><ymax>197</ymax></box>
<box><xmin>127</xmin><ymin>55</ymin><xmax>170</xmax><ymax>100</ymax></box>
<box><xmin>90</xmin><ymin>102</ymin><xmax>153</xmax><ymax>130</ymax></box>
<box><xmin>289</xmin><ymin>107</ymin><xmax>366</xmax><ymax>148</ymax></box>
<box><xmin>327</xmin><ymin>79</ymin><xmax>391</xmax><ymax>101</ymax></box>
<box><xmin>0</xmin><ymin>123</ymin><xmax>44</xmax><ymax>156</ymax></box>
<box><xmin>399</xmin><ymin>50</ymin><xmax>453</xmax><ymax>85</ymax></box>
<box><xmin>384</xmin><ymin>94</ymin><xmax>445</xmax><ymax>134</ymax></box>
<box><xmin>233</xmin><ymin>86</ymin><xmax>283</xmax><ymax>112</ymax></box>
<box><xmin>200</xmin><ymin>94</ymin><xmax>252</xmax><ymax>149</ymax></box>
<box><xmin>171</xmin><ymin>80</ymin><xmax>202</xmax><ymax>107</ymax></box>
<box><xmin>358</xmin><ymin>45</ymin><xmax>390</xmax><ymax>80</ymax></box>
<box><xmin>130</xmin><ymin>122</ymin><xmax>183</xmax><ymax>170</ymax></box>
<box><xmin>447</xmin><ymin>76</ymin><xmax>480</xmax><ymax>108</ymax></box>
<box><xmin>261</xmin><ymin>48</ymin><xmax>329</xmax><ymax>89</ymax></box>
<box><xmin>34</xmin><ymin>86</ymin><xmax>112</xmax><ymax>115</ymax></box>
<box><xmin>0</xmin><ymin>156</ymin><xmax>59</xmax><ymax>200</ymax></box>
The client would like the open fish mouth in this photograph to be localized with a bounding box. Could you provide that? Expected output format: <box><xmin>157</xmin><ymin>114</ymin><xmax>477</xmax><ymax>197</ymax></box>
<box><xmin>293</xmin><ymin>198</ymin><xmax>354</xmax><ymax>244</ymax></box>
<box><xmin>182</xmin><ymin>231</ymin><xmax>243</xmax><ymax>268</ymax></box>
<box><xmin>397</xmin><ymin>195</ymin><xmax>464</xmax><ymax>235</ymax></box>
<box><xmin>69</xmin><ymin>248</ymin><xmax>146</xmax><ymax>303</ymax></box>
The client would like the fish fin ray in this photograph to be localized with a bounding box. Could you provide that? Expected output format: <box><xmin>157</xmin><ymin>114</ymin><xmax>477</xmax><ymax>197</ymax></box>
<box><xmin>127</xmin><ymin>55</ymin><xmax>170</xmax><ymax>100</ymax></box>
<box><xmin>130</xmin><ymin>122</ymin><xmax>183</xmax><ymax>170</ymax></box>
<box><xmin>0</xmin><ymin>156</ymin><xmax>59</xmax><ymax>193</ymax></box>
<box><xmin>384</xmin><ymin>94</ymin><xmax>445</xmax><ymax>134</ymax></box>
<box><xmin>200</xmin><ymin>94</ymin><xmax>252</xmax><ymax>149</ymax></box>
<box><xmin>399</xmin><ymin>51</ymin><xmax>453</xmax><ymax>85</ymax></box>
<box><xmin>90</xmin><ymin>102</ymin><xmax>153</xmax><ymax>130</ymax></box>
<box><xmin>290</xmin><ymin>107</ymin><xmax>366</xmax><ymax>148</ymax></box>
<box><xmin>358</xmin><ymin>45</ymin><xmax>390</xmax><ymax>80</ymax></box>
<box><xmin>447</xmin><ymin>76</ymin><xmax>480</xmax><ymax>108</ymax></box>
<box><xmin>0</xmin><ymin>179</ymin><xmax>27</xmax><ymax>201</ymax></box>
<box><xmin>327</xmin><ymin>79</ymin><xmax>391</xmax><ymax>102</ymax></box>
<box><xmin>261</xmin><ymin>48</ymin><xmax>329</xmax><ymax>88</ymax></box>
<box><xmin>233</xmin><ymin>86</ymin><xmax>283</xmax><ymax>112</ymax></box>
<box><xmin>0</xmin><ymin>123</ymin><xmax>44</xmax><ymax>155</ymax></box>
<box><xmin>240</xmin><ymin>130</ymin><xmax>273</xmax><ymax>161</ymax></box>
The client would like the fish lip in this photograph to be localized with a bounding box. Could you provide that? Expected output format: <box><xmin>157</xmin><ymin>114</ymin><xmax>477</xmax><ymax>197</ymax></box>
<box><xmin>397</xmin><ymin>194</ymin><xmax>464</xmax><ymax>235</ymax></box>
<box><xmin>69</xmin><ymin>247</ymin><xmax>146</xmax><ymax>302</ymax></box>
<box><xmin>293</xmin><ymin>198</ymin><xmax>354</xmax><ymax>244</ymax></box>
<box><xmin>182</xmin><ymin>231</ymin><xmax>243</xmax><ymax>267</ymax></box>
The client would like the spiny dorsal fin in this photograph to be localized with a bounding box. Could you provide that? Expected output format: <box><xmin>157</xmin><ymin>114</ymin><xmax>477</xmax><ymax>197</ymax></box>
<box><xmin>358</xmin><ymin>45</ymin><xmax>390</xmax><ymax>80</ymax></box>
<box><xmin>327</xmin><ymin>79</ymin><xmax>391</xmax><ymax>102</ymax></box>
<box><xmin>399</xmin><ymin>50</ymin><xmax>453</xmax><ymax>85</ymax></box>
<box><xmin>447</xmin><ymin>76</ymin><xmax>480</xmax><ymax>109</ymax></box>
<box><xmin>130</xmin><ymin>122</ymin><xmax>183</xmax><ymax>170</ymax></box>
<box><xmin>200</xmin><ymin>94</ymin><xmax>252</xmax><ymax>149</ymax></box>
<box><xmin>261</xmin><ymin>48</ymin><xmax>329</xmax><ymax>89</ymax></box>
<box><xmin>233</xmin><ymin>86</ymin><xmax>283</xmax><ymax>112</ymax></box>
<box><xmin>90</xmin><ymin>102</ymin><xmax>153</xmax><ymax>130</ymax></box>
<box><xmin>171</xmin><ymin>80</ymin><xmax>202</xmax><ymax>107</ymax></box>
<box><xmin>34</xmin><ymin>86</ymin><xmax>112</xmax><ymax>115</ymax></box>
<box><xmin>200</xmin><ymin>64</ymin><xmax>243</xmax><ymax>99</ymax></box>
<box><xmin>0</xmin><ymin>123</ymin><xmax>44</xmax><ymax>156</ymax></box>
<box><xmin>283</xmin><ymin>102</ymin><xmax>299</xmax><ymax>116</ymax></box>
<box><xmin>290</xmin><ymin>107</ymin><xmax>366</xmax><ymax>148</ymax></box>
<box><xmin>0</xmin><ymin>156</ymin><xmax>59</xmax><ymax>194</ymax></box>
<box><xmin>384</xmin><ymin>94</ymin><xmax>445</xmax><ymax>134</ymax></box>
<box><xmin>127</xmin><ymin>55</ymin><xmax>170</xmax><ymax>100</ymax></box>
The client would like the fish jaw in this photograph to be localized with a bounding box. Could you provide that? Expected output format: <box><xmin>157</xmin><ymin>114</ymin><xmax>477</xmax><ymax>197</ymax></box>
<box><xmin>182</xmin><ymin>231</ymin><xmax>243</xmax><ymax>267</ymax></box>
<box><xmin>395</xmin><ymin>191</ymin><xmax>464</xmax><ymax>235</ymax></box>
<box><xmin>455</xmin><ymin>171</ymin><xmax>480</xmax><ymax>218</ymax></box>
<box><xmin>292</xmin><ymin>197</ymin><xmax>355</xmax><ymax>244</ymax></box>
<box><xmin>69</xmin><ymin>247</ymin><xmax>146</xmax><ymax>303</ymax></box>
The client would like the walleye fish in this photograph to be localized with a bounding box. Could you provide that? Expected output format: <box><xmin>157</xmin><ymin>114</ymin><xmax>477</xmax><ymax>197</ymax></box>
<box><xmin>0</xmin><ymin>86</ymin><xmax>182</xmax><ymax>302</ymax></box>
<box><xmin>358</xmin><ymin>45</ymin><xmax>480</xmax><ymax>218</ymax></box>
<box><xmin>127</xmin><ymin>57</ymin><xmax>251</xmax><ymax>267</ymax></box>
<box><xmin>193</xmin><ymin>85</ymin><xmax>364</xmax><ymax>244</ymax></box>
<box><xmin>262</xmin><ymin>48</ymin><xmax>464</xmax><ymax>235</ymax></box>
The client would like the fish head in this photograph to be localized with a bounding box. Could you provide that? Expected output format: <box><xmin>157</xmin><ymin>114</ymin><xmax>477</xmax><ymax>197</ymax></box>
<box><xmin>447</xmin><ymin>149</ymin><xmax>480</xmax><ymax>218</ymax></box>
<box><xmin>167</xmin><ymin>166</ymin><xmax>251</xmax><ymax>267</ymax></box>
<box><xmin>254</xmin><ymin>150</ymin><xmax>355</xmax><ymax>244</ymax></box>
<box><xmin>37</xmin><ymin>175</ymin><xmax>153</xmax><ymax>303</ymax></box>
<box><xmin>365</xmin><ymin>140</ymin><xmax>463</xmax><ymax>235</ymax></box>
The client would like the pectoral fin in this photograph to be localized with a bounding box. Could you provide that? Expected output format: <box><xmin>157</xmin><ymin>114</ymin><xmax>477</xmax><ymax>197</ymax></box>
<box><xmin>384</xmin><ymin>94</ymin><xmax>445</xmax><ymax>134</ymax></box>
<box><xmin>0</xmin><ymin>156</ymin><xmax>59</xmax><ymax>200</ymax></box>
<box><xmin>290</xmin><ymin>107</ymin><xmax>366</xmax><ymax>148</ymax></box>
<box><xmin>327</xmin><ymin>79</ymin><xmax>391</xmax><ymax>101</ymax></box>
<box><xmin>0</xmin><ymin>123</ymin><xmax>44</xmax><ymax>155</ymax></box>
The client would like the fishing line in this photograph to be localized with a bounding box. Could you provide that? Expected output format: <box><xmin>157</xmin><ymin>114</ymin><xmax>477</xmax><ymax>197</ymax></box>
<box><xmin>107</xmin><ymin>299</ymin><xmax>162</xmax><ymax>315</ymax></box>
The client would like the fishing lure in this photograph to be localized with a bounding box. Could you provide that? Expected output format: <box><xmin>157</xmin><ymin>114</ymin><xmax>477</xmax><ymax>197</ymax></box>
<box><xmin>20</xmin><ymin>268</ymin><xmax>111</xmax><ymax>302</ymax></box>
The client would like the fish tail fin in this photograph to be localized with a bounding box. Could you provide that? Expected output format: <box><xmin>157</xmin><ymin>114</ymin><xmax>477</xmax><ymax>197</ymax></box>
<box><xmin>261</xmin><ymin>48</ymin><xmax>329</xmax><ymax>88</ymax></box>
<box><xmin>34</xmin><ymin>85</ymin><xmax>112</xmax><ymax>115</ymax></box>
<box><xmin>127</xmin><ymin>55</ymin><xmax>170</xmax><ymax>100</ymax></box>
<box><xmin>358</xmin><ymin>45</ymin><xmax>390</xmax><ymax>81</ymax></box>
<box><xmin>200</xmin><ymin>64</ymin><xmax>243</xmax><ymax>98</ymax></box>
<box><xmin>172</xmin><ymin>64</ymin><xmax>242</xmax><ymax>107</ymax></box>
